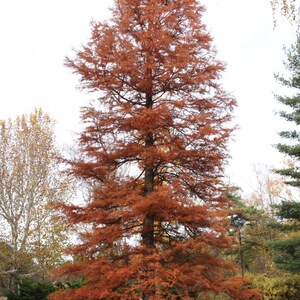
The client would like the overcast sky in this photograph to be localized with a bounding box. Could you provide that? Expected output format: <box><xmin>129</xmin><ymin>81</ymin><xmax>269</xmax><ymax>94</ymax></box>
<box><xmin>0</xmin><ymin>0</ymin><xmax>297</xmax><ymax>194</ymax></box>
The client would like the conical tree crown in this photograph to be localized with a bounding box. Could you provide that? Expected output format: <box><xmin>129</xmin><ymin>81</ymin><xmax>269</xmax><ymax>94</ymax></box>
<box><xmin>51</xmin><ymin>0</ymin><xmax>260</xmax><ymax>299</ymax></box>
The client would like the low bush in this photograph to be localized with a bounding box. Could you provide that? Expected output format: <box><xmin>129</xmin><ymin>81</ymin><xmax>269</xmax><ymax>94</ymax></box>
<box><xmin>251</xmin><ymin>274</ymin><xmax>300</xmax><ymax>300</ymax></box>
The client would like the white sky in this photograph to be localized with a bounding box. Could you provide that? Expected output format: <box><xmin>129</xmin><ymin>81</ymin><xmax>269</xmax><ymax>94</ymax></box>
<box><xmin>0</xmin><ymin>0</ymin><xmax>297</xmax><ymax>194</ymax></box>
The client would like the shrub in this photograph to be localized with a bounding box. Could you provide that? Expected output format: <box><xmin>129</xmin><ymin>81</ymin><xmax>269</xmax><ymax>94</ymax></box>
<box><xmin>251</xmin><ymin>274</ymin><xmax>300</xmax><ymax>300</ymax></box>
<box><xmin>2</xmin><ymin>279</ymin><xmax>55</xmax><ymax>300</ymax></box>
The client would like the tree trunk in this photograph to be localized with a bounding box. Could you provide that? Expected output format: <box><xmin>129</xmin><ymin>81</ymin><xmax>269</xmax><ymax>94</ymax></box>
<box><xmin>141</xmin><ymin>93</ymin><xmax>155</xmax><ymax>299</ymax></box>
<box><xmin>142</xmin><ymin>140</ymin><xmax>155</xmax><ymax>247</ymax></box>
<box><xmin>238</xmin><ymin>228</ymin><xmax>245</xmax><ymax>276</ymax></box>
<box><xmin>142</xmin><ymin>90</ymin><xmax>155</xmax><ymax>247</ymax></box>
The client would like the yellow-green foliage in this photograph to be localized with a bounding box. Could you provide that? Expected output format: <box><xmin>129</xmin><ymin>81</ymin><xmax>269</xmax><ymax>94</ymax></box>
<box><xmin>197</xmin><ymin>292</ymin><xmax>232</xmax><ymax>300</ymax></box>
<box><xmin>251</xmin><ymin>274</ymin><xmax>300</xmax><ymax>300</ymax></box>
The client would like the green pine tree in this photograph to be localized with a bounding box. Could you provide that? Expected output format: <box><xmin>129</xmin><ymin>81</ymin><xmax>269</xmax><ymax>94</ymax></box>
<box><xmin>269</xmin><ymin>201</ymin><xmax>300</xmax><ymax>273</ymax></box>
<box><xmin>272</xmin><ymin>33</ymin><xmax>300</xmax><ymax>274</ymax></box>
<box><xmin>275</xmin><ymin>33</ymin><xmax>300</xmax><ymax>187</ymax></box>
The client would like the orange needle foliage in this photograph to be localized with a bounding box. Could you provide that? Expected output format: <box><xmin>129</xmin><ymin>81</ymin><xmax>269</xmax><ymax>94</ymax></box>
<box><xmin>51</xmin><ymin>0</ymin><xmax>260</xmax><ymax>299</ymax></box>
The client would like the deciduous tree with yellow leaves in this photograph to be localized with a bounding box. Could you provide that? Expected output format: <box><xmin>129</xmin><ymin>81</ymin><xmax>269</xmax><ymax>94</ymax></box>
<box><xmin>0</xmin><ymin>109</ymin><xmax>72</xmax><ymax>293</ymax></box>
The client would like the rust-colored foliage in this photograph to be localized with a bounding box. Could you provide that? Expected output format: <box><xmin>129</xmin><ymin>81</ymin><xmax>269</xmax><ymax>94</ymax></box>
<box><xmin>51</xmin><ymin>0</ymin><xmax>260</xmax><ymax>299</ymax></box>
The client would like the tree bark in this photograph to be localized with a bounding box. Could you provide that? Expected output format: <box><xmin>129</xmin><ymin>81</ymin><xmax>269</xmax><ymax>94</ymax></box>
<box><xmin>141</xmin><ymin>93</ymin><xmax>155</xmax><ymax>299</ymax></box>
<box><xmin>142</xmin><ymin>134</ymin><xmax>155</xmax><ymax>247</ymax></box>
<box><xmin>142</xmin><ymin>88</ymin><xmax>155</xmax><ymax>247</ymax></box>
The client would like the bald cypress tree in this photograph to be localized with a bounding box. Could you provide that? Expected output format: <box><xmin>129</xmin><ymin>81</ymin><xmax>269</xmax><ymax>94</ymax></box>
<box><xmin>51</xmin><ymin>1</ymin><xmax>259</xmax><ymax>299</ymax></box>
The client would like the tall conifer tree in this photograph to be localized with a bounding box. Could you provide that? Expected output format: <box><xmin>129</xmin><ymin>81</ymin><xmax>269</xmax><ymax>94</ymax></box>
<box><xmin>51</xmin><ymin>1</ymin><xmax>260</xmax><ymax>299</ymax></box>
<box><xmin>275</xmin><ymin>34</ymin><xmax>300</xmax><ymax>186</ymax></box>
<box><xmin>272</xmin><ymin>34</ymin><xmax>300</xmax><ymax>276</ymax></box>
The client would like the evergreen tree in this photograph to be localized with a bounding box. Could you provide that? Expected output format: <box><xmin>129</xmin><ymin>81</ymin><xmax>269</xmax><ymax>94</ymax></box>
<box><xmin>228</xmin><ymin>191</ymin><xmax>281</xmax><ymax>275</ymax></box>
<box><xmin>269</xmin><ymin>201</ymin><xmax>300</xmax><ymax>273</ymax></box>
<box><xmin>272</xmin><ymin>34</ymin><xmax>300</xmax><ymax>274</ymax></box>
<box><xmin>51</xmin><ymin>1</ymin><xmax>260</xmax><ymax>299</ymax></box>
<box><xmin>275</xmin><ymin>33</ymin><xmax>300</xmax><ymax>187</ymax></box>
